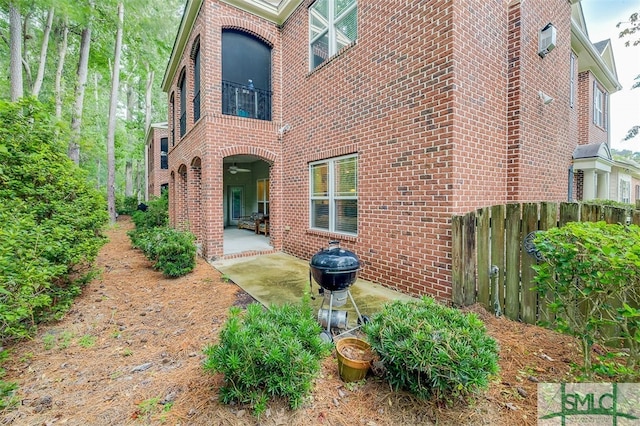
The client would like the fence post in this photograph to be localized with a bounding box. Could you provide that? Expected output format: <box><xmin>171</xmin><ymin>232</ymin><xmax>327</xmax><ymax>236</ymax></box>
<box><xmin>581</xmin><ymin>203</ymin><xmax>601</xmax><ymax>223</ymax></box>
<box><xmin>476</xmin><ymin>207</ymin><xmax>491</xmax><ymax>309</ymax></box>
<box><xmin>559</xmin><ymin>202</ymin><xmax>580</xmax><ymax>225</ymax></box>
<box><xmin>505</xmin><ymin>204</ymin><xmax>521</xmax><ymax>321</ymax></box>
<box><xmin>463</xmin><ymin>212</ymin><xmax>476</xmax><ymax>306</ymax></box>
<box><xmin>490</xmin><ymin>205</ymin><xmax>506</xmax><ymax>316</ymax></box>
<box><xmin>538</xmin><ymin>202</ymin><xmax>557</xmax><ymax>325</ymax></box>
<box><xmin>520</xmin><ymin>203</ymin><xmax>538</xmax><ymax>324</ymax></box>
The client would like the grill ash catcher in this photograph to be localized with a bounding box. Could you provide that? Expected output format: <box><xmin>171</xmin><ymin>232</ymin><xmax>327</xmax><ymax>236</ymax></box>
<box><xmin>309</xmin><ymin>241</ymin><xmax>368</xmax><ymax>342</ymax></box>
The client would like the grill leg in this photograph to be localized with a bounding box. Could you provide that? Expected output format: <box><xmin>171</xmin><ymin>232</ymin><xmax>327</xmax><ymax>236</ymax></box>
<box><xmin>326</xmin><ymin>292</ymin><xmax>334</xmax><ymax>334</ymax></box>
<box><xmin>347</xmin><ymin>290</ymin><xmax>365</xmax><ymax>325</ymax></box>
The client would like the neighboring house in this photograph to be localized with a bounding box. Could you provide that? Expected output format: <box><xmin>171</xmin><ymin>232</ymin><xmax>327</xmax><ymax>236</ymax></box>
<box><xmin>145</xmin><ymin>123</ymin><xmax>170</xmax><ymax>200</ymax></box>
<box><xmin>160</xmin><ymin>0</ymin><xmax>621</xmax><ymax>300</ymax></box>
<box><xmin>611</xmin><ymin>158</ymin><xmax>640</xmax><ymax>205</ymax></box>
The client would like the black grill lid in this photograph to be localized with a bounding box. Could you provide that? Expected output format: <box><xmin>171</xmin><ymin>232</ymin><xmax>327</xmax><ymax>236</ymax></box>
<box><xmin>310</xmin><ymin>241</ymin><xmax>360</xmax><ymax>271</ymax></box>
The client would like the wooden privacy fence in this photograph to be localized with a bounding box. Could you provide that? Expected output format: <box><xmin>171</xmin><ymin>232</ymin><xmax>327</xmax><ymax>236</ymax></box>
<box><xmin>452</xmin><ymin>201</ymin><xmax>640</xmax><ymax>325</ymax></box>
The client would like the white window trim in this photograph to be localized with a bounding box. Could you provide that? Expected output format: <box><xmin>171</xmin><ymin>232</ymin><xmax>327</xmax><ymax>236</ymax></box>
<box><xmin>309</xmin><ymin>0</ymin><xmax>357</xmax><ymax>71</ymax></box>
<box><xmin>593</xmin><ymin>82</ymin><xmax>605</xmax><ymax>128</ymax></box>
<box><xmin>309</xmin><ymin>154</ymin><xmax>358</xmax><ymax>235</ymax></box>
<box><xmin>620</xmin><ymin>177</ymin><xmax>631</xmax><ymax>204</ymax></box>
<box><xmin>569</xmin><ymin>52</ymin><xmax>576</xmax><ymax>108</ymax></box>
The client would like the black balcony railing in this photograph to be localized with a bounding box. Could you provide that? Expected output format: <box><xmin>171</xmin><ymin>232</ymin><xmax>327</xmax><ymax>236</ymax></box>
<box><xmin>221</xmin><ymin>80</ymin><xmax>272</xmax><ymax>121</ymax></box>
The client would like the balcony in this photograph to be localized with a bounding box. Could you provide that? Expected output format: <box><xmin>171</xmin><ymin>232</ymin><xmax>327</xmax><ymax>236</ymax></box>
<box><xmin>221</xmin><ymin>80</ymin><xmax>272</xmax><ymax>121</ymax></box>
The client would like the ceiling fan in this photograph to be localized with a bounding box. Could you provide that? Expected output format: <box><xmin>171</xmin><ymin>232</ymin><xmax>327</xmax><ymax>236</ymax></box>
<box><xmin>228</xmin><ymin>164</ymin><xmax>251</xmax><ymax>174</ymax></box>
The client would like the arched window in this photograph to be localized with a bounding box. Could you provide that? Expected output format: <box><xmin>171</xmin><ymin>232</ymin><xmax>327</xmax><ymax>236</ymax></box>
<box><xmin>192</xmin><ymin>38</ymin><xmax>201</xmax><ymax>122</ymax></box>
<box><xmin>178</xmin><ymin>68</ymin><xmax>187</xmax><ymax>137</ymax></box>
<box><xmin>221</xmin><ymin>29</ymin><xmax>272</xmax><ymax>121</ymax></box>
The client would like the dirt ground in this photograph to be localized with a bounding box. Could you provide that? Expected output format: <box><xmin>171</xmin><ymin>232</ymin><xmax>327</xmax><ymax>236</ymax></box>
<box><xmin>1</xmin><ymin>217</ymin><xmax>583</xmax><ymax>425</ymax></box>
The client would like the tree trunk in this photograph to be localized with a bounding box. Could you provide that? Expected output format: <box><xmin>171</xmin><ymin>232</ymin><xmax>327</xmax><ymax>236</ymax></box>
<box><xmin>96</xmin><ymin>158</ymin><xmax>102</xmax><ymax>189</ymax></box>
<box><xmin>126</xmin><ymin>83</ymin><xmax>135</xmax><ymax>121</ymax></box>
<box><xmin>107</xmin><ymin>2</ymin><xmax>124</xmax><ymax>224</ymax></box>
<box><xmin>21</xmin><ymin>10</ymin><xmax>32</xmax><ymax>91</ymax></box>
<box><xmin>145</xmin><ymin>63</ymin><xmax>154</xmax><ymax>132</ymax></box>
<box><xmin>9</xmin><ymin>2</ymin><xmax>23</xmax><ymax>101</ymax></box>
<box><xmin>54</xmin><ymin>16</ymin><xmax>68</xmax><ymax>119</ymax></box>
<box><xmin>125</xmin><ymin>160</ymin><xmax>133</xmax><ymax>197</ymax></box>
<box><xmin>69</xmin><ymin>21</ymin><xmax>92</xmax><ymax>163</ymax></box>
<box><xmin>32</xmin><ymin>7</ymin><xmax>54</xmax><ymax>97</ymax></box>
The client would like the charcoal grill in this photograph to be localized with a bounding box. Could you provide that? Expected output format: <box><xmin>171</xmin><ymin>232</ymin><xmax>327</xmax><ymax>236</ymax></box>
<box><xmin>309</xmin><ymin>241</ymin><xmax>367</xmax><ymax>341</ymax></box>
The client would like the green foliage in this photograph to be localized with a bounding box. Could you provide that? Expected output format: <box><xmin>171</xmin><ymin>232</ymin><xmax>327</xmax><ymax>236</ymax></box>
<box><xmin>202</xmin><ymin>298</ymin><xmax>332</xmax><ymax>416</ymax></box>
<box><xmin>129</xmin><ymin>227</ymin><xmax>196</xmax><ymax>277</ymax></box>
<box><xmin>0</xmin><ymin>349</ymin><xmax>18</xmax><ymax>410</ymax></box>
<box><xmin>131</xmin><ymin>193</ymin><xmax>169</xmax><ymax>230</ymax></box>
<box><xmin>533</xmin><ymin>221</ymin><xmax>640</xmax><ymax>380</ymax></box>
<box><xmin>117</xmin><ymin>196</ymin><xmax>140</xmax><ymax>215</ymax></box>
<box><xmin>128</xmin><ymin>191</ymin><xmax>192</xmax><ymax>277</ymax></box>
<box><xmin>0</xmin><ymin>99</ymin><xmax>108</xmax><ymax>343</ymax></box>
<box><xmin>363</xmin><ymin>297</ymin><xmax>499</xmax><ymax>404</ymax></box>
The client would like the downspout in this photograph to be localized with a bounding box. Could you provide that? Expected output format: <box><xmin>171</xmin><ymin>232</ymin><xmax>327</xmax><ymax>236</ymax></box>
<box><xmin>568</xmin><ymin>165</ymin><xmax>574</xmax><ymax>202</ymax></box>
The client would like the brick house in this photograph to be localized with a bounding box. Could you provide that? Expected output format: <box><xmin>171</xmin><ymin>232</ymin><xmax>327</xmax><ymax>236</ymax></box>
<box><xmin>160</xmin><ymin>0</ymin><xmax>621</xmax><ymax>300</ymax></box>
<box><xmin>145</xmin><ymin>123</ymin><xmax>170</xmax><ymax>200</ymax></box>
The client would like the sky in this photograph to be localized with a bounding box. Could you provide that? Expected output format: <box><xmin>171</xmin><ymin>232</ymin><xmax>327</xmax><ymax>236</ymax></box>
<box><xmin>581</xmin><ymin>0</ymin><xmax>640</xmax><ymax>153</ymax></box>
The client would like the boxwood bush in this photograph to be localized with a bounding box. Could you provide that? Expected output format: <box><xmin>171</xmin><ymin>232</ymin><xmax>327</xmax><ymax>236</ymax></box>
<box><xmin>129</xmin><ymin>227</ymin><xmax>196</xmax><ymax>277</ymax></box>
<box><xmin>202</xmin><ymin>298</ymin><xmax>332</xmax><ymax>416</ymax></box>
<box><xmin>363</xmin><ymin>297</ymin><xmax>499</xmax><ymax>404</ymax></box>
<box><xmin>128</xmin><ymin>192</ymin><xmax>195</xmax><ymax>277</ymax></box>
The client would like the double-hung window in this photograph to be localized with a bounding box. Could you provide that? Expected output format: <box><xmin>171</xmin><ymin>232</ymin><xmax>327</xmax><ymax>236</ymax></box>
<box><xmin>620</xmin><ymin>179</ymin><xmax>630</xmax><ymax>204</ymax></box>
<box><xmin>160</xmin><ymin>137</ymin><xmax>168</xmax><ymax>170</ymax></box>
<box><xmin>310</xmin><ymin>155</ymin><xmax>357</xmax><ymax>235</ymax></box>
<box><xmin>309</xmin><ymin>0</ymin><xmax>358</xmax><ymax>70</ymax></box>
<box><xmin>593</xmin><ymin>82</ymin><xmax>605</xmax><ymax>129</ymax></box>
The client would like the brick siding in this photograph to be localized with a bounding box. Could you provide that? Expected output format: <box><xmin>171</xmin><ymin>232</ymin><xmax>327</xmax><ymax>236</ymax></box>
<box><xmin>164</xmin><ymin>0</ymin><xmax>607</xmax><ymax>301</ymax></box>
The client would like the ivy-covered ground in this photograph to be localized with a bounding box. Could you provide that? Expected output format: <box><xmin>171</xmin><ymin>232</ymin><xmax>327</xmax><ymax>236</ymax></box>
<box><xmin>1</xmin><ymin>217</ymin><xmax>581</xmax><ymax>425</ymax></box>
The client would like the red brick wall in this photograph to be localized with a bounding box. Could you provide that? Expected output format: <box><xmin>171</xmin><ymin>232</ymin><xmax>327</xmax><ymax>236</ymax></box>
<box><xmin>577</xmin><ymin>71</ymin><xmax>609</xmax><ymax>146</ymax></box>
<box><xmin>166</xmin><ymin>1</ymin><xmax>284</xmax><ymax>259</ymax></box>
<box><xmin>166</xmin><ymin>0</ymin><xmax>585</xmax><ymax>301</ymax></box>
<box><xmin>504</xmin><ymin>0</ymin><xmax>574</xmax><ymax>203</ymax></box>
<box><xmin>146</xmin><ymin>126</ymin><xmax>169</xmax><ymax>199</ymax></box>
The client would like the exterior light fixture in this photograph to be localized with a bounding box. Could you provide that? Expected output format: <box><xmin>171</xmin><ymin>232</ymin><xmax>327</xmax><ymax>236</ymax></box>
<box><xmin>538</xmin><ymin>23</ymin><xmax>557</xmax><ymax>58</ymax></box>
<box><xmin>538</xmin><ymin>91</ymin><xmax>554</xmax><ymax>105</ymax></box>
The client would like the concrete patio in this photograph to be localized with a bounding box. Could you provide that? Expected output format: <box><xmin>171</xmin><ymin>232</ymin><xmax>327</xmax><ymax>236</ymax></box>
<box><xmin>212</xmin><ymin>233</ymin><xmax>416</xmax><ymax>332</ymax></box>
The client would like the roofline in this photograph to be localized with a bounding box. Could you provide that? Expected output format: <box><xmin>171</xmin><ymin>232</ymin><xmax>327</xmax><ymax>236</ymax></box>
<box><xmin>145</xmin><ymin>122</ymin><xmax>169</xmax><ymax>145</ymax></box>
<box><xmin>221</xmin><ymin>0</ymin><xmax>301</xmax><ymax>25</ymax></box>
<box><xmin>162</xmin><ymin>0</ymin><xmax>204</xmax><ymax>93</ymax></box>
<box><xmin>571</xmin><ymin>18</ymin><xmax>622</xmax><ymax>93</ymax></box>
<box><xmin>161</xmin><ymin>0</ymin><xmax>302</xmax><ymax>93</ymax></box>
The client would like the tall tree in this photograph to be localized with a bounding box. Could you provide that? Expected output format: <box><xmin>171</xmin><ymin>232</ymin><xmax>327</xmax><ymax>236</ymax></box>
<box><xmin>31</xmin><ymin>6</ymin><xmax>54</xmax><ymax>97</ymax></box>
<box><xmin>106</xmin><ymin>2</ymin><xmax>124</xmax><ymax>224</ymax></box>
<box><xmin>68</xmin><ymin>1</ymin><xmax>93</xmax><ymax>164</ymax></box>
<box><xmin>54</xmin><ymin>15</ymin><xmax>68</xmax><ymax>119</ymax></box>
<box><xmin>9</xmin><ymin>2</ymin><xmax>23</xmax><ymax>101</ymax></box>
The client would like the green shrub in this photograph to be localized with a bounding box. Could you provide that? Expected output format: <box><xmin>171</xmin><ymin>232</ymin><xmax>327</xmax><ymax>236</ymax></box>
<box><xmin>202</xmin><ymin>298</ymin><xmax>332</xmax><ymax>416</ymax></box>
<box><xmin>129</xmin><ymin>227</ymin><xmax>196</xmax><ymax>277</ymax></box>
<box><xmin>533</xmin><ymin>221</ymin><xmax>640</xmax><ymax>380</ymax></box>
<box><xmin>0</xmin><ymin>98</ymin><xmax>108</xmax><ymax>342</ymax></box>
<box><xmin>131</xmin><ymin>193</ymin><xmax>168</xmax><ymax>230</ymax></box>
<box><xmin>363</xmin><ymin>297</ymin><xmax>499</xmax><ymax>404</ymax></box>
<box><xmin>119</xmin><ymin>196</ymin><xmax>140</xmax><ymax>215</ymax></box>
